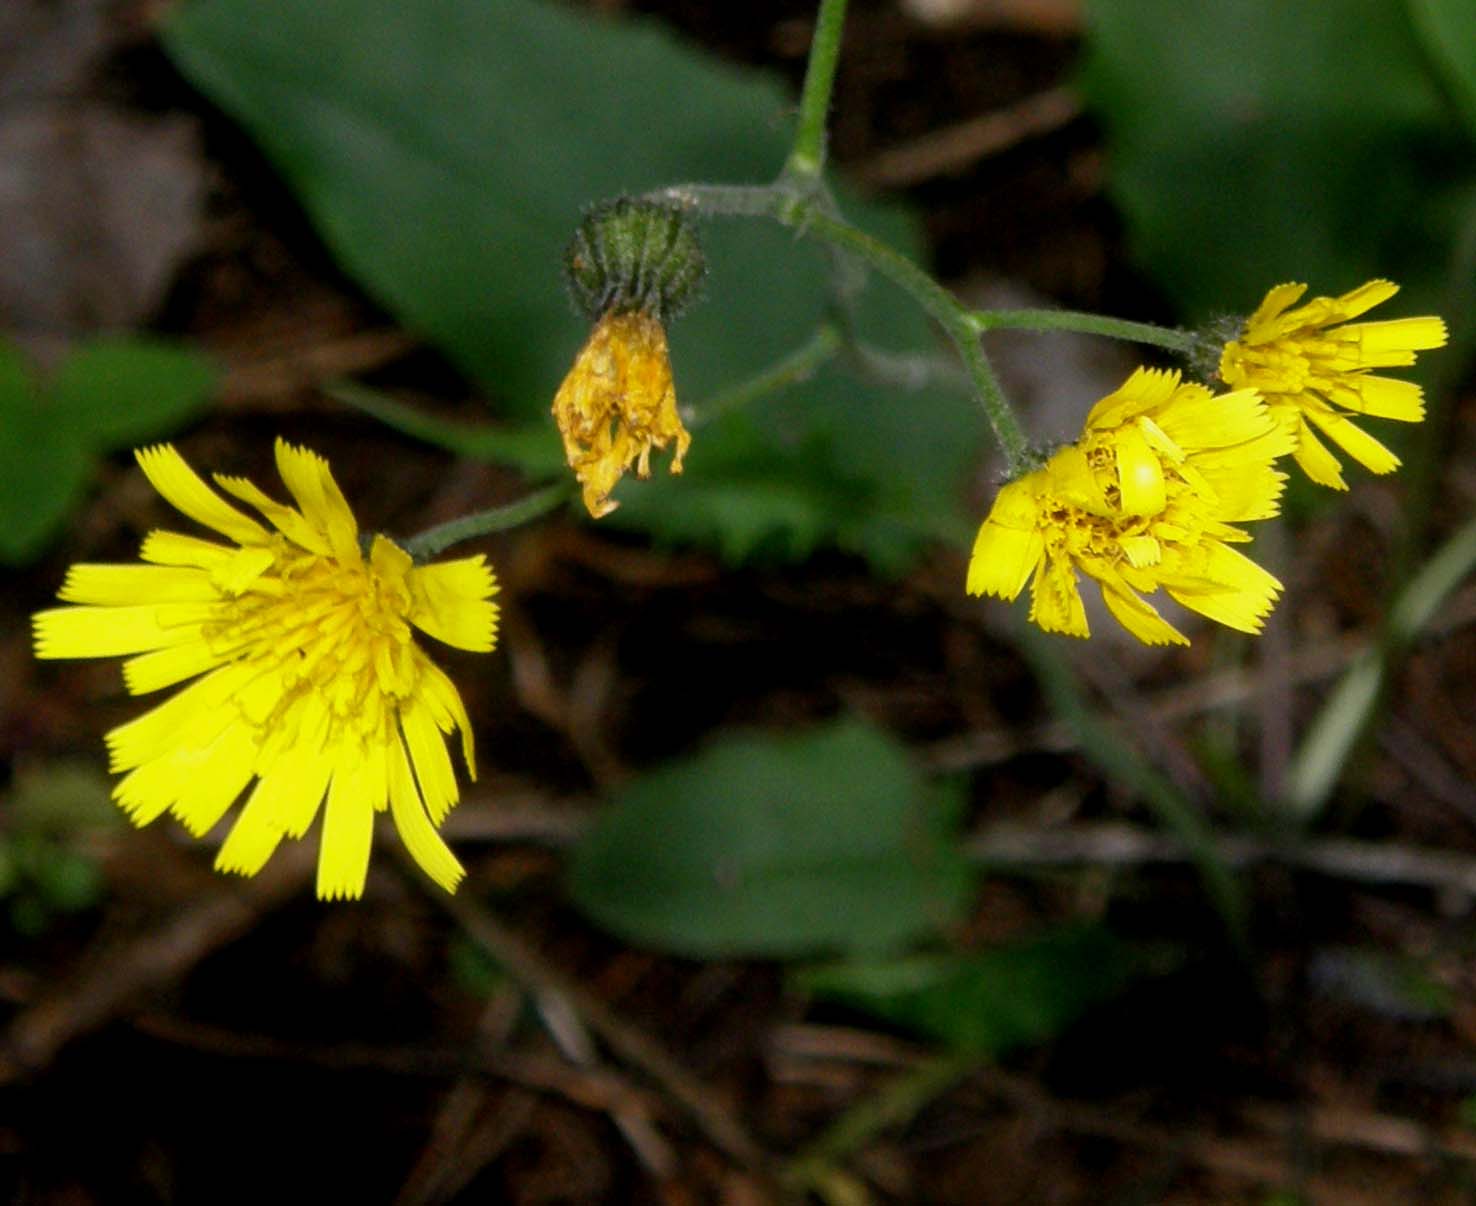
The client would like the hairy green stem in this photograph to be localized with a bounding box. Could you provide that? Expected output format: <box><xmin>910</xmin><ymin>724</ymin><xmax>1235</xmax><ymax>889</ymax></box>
<box><xmin>786</xmin><ymin>0</ymin><xmax>850</xmax><ymax>180</ymax></box>
<box><xmin>973</xmin><ymin>308</ymin><xmax>1195</xmax><ymax>355</ymax></box>
<box><xmin>690</xmin><ymin>322</ymin><xmax>844</xmax><ymax>428</ymax></box>
<box><xmin>403</xmin><ymin>483</ymin><xmax>572</xmax><ymax>560</ymax></box>
<box><xmin>802</xmin><ymin>209</ymin><xmax>1028</xmax><ymax>470</ymax></box>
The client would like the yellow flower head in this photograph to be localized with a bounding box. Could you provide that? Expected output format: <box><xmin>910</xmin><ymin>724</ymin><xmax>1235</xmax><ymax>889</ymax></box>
<box><xmin>33</xmin><ymin>439</ymin><xmax>499</xmax><ymax>900</ymax></box>
<box><xmin>552</xmin><ymin>308</ymin><xmax>691</xmax><ymax>519</ymax></box>
<box><xmin>1218</xmin><ymin>280</ymin><xmax>1447</xmax><ymax>489</ymax></box>
<box><xmin>967</xmin><ymin>368</ymin><xmax>1293</xmax><ymax>645</ymax></box>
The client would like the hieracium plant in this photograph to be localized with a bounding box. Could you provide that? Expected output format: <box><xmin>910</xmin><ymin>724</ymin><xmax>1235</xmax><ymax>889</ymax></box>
<box><xmin>32</xmin><ymin>0</ymin><xmax>1447</xmax><ymax>899</ymax></box>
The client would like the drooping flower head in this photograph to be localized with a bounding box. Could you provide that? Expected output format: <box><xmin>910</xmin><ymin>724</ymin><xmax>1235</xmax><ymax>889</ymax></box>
<box><xmin>1218</xmin><ymin>280</ymin><xmax>1447</xmax><ymax>489</ymax></box>
<box><xmin>33</xmin><ymin>439</ymin><xmax>499</xmax><ymax>900</ymax></box>
<box><xmin>552</xmin><ymin>309</ymin><xmax>690</xmax><ymax>518</ymax></box>
<box><xmin>553</xmin><ymin>197</ymin><xmax>704</xmax><ymax>518</ymax></box>
<box><xmin>968</xmin><ymin>368</ymin><xmax>1293</xmax><ymax>645</ymax></box>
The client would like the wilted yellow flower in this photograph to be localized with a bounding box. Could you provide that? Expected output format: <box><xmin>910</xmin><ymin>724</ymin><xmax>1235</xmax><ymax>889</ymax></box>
<box><xmin>551</xmin><ymin>309</ymin><xmax>691</xmax><ymax>519</ymax></box>
<box><xmin>968</xmin><ymin>368</ymin><xmax>1292</xmax><ymax>645</ymax></box>
<box><xmin>1219</xmin><ymin>280</ymin><xmax>1447</xmax><ymax>489</ymax></box>
<box><xmin>33</xmin><ymin>439</ymin><xmax>498</xmax><ymax>900</ymax></box>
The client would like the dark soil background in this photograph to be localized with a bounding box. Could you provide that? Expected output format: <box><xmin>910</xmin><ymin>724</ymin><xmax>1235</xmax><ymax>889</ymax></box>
<box><xmin>5</xmin><ymin>1</ymin><xmax>1476</xmax><ymax>1203</ymax></box>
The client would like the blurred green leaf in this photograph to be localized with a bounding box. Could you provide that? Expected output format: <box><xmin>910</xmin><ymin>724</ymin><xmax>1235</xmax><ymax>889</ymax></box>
<box><xmin>3</xmin><ymin>763</ymin><xmax>116</xmax><ymax>933</ymax></box>
<box><xmin>9</xmin><ymin>760</ymin><xmax>121</xmax><ymax>834</ymax></box>
<box><xmin>52</xmin><ymin>337</ymin><xmax>215</xmax><ymax>446</ymax></box>
<box><xmin>569</xmin><ymin>719</ymin><xmax>974</xmax><ymax>958</ymax></box>
<box><xmin>0</xmin><ymin>338</ymin><xmax>214</xmax><ymax>563</ymax></box>
<box><xmin>0</xmin><ymin>397</ymin><xmax>92</xmax><ymax>563</ymax></box>
<box><xmin>797</xmin><ymin>925</ymin><xmax>1136</xmax><ymax>1055</ymax></box>
<box><xmin>1081</xmin><ymin>0</ymin><xmax>1475</xmax><ymax>320</ymax></box>
<box><xmin>162</xmin><ymin>0</ymin><xmax>979</xmax><ymax>569</ymax></box>
<box><xmin>1409</xmin><ymin>0</ymin><xmax>1476</xmax><ymax>135</ymax></box>
<box><xmin>10</xmin><ymin>896</ymin><xmax>48</xmax><ymax>938</ymax></box>
<box><xmin>0</xmin><ymin>343</ymin><xmax>33</xmax><ymax>401</ymax></box>
<box><xmin>447</xmin><ymin>936</ymin><xmax>510</xmax><ymax>1000</ymax></box>
<box><xmin>2</xmin><ymin>834</ymin><xmax>105</xmax><ymax>927</ymax></box>
<box><xmin>31</xmin><ymin>845</ymin><xmax>103</xmax><ymax>913</ymax></box>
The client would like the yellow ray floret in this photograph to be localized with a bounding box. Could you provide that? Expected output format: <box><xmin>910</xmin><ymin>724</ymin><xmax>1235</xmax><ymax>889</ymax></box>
<box><xmin>967</xmin><ymin>367</ymin><xmax>1290</xmax><ymax>646</ymax></box>
<box><xmin>33</xmin><ymin>439</ymin><xmax>500</xmax><ymax>900</ymax></box>
<box><xmin>1219</xmin><ymin>280</ymin><xmax>1447</xmax><ymax>489</ymax></box>
<box><xmin>552</xmin><ymin>309</ymin><xmax>691</xmax><ymax>519</ymax></box>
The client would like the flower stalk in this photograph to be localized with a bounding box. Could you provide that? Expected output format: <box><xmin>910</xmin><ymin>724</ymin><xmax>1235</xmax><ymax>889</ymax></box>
<box><xmin>972</xmin><ymin>308</ymin><xmax>1196</xmax><ymax>355</ymax></box>
<box><xmin>403</xmin><ymin>482</ymin><xmax>573</xmax><ymax>560</ymax></box>
<box><xmin>785</xmin><ymin>0</ymin><xmax>851</xmax><ymax>181</ymax></box>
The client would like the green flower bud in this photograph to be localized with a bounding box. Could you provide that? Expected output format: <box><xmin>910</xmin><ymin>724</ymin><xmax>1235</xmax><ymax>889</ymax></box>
<box><xmin>564</xmin><ymin>197</ymin><xmax>705</xmax><ymax>323</ymax></box>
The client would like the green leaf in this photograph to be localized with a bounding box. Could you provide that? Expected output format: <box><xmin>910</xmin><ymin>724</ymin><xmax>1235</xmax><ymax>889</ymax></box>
<box><xmin>5</xmin><ymin>834</ymin><xmax>104</xmax><ymax>919</ymax></box>
<box><xmin>51</xmin><ymin>337</ymin><xmax>216</xmax><ymax>449</ymax></box>
<box><xmin>9</xmin><ymin>760</ymin><xmax>121</xmax><ymax>835</ymax></box>
<box><xmin>163</xmin><ymin>0</ymin><xmax>788</xmax><ymax>404</ymax></box>
<box><xmin>32</xmin><ymin>846</ymin><xmax>103</xmax><ymax>914</ymax></box>
<box><xmin>0</xmin><ymin>338</ymin><xmax>214</xmax><ymax>563</ymax></box>
<box><xmin>161</xmin><ymin>0</ymin><xmax>979</xmax><ymax>568</ymax></box>
<box><xmin>569</xmin><ymin>719</ymin><xmax>974</xmax><ymax>958</ymax></box>
<box><xmin>1081</xmin><ymin>0</ymin><xmax>1475</xmax><ymax>319</ymax></box>
<box><xmin>797</xmin><ymin>925</ymin><xmax>1136</xmax><ymax>1055</ymax></box>
<box><xmin>1409</xmin><ymin>0</ymin><xmax>1476</xmax><ymax>136</ymax></box>
<box><xmin>10</xmin><ymin>896</ymin><xmax>49</xmax><ymax>938</ymax></box>
<box><xmin>447</xmin><ymin>936</ymin><xmax>511</xmax><ymax>1000</ymax></box>
<box><xmin>0</xmin><ymin>345</ymin><xmax>88</xmax><ymax>564</ymax></box>
<box><xmin>0</xmin><ymin>343</ymin><xmax>33</xmax><ymax>402</ymax></box>
<box><xmin>0</xmin><ymin>401</ymin><xmax>93</xmax><ymax>564</ymax></box>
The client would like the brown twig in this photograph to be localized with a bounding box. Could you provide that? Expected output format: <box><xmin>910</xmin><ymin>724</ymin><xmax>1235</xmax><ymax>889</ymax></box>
<box><xmin>532</xmin><ymin>986</ymin><xmax>677</xmax><ymax>1178</ymax></box>
<box><xmin>969</xmin><ymin>1068</ymin><xmax>1380</xmax><ymax>1201</ymax></box>
<box><xmin>218</xmin><ymin>328</ymin><xmax>418</xmax><ymax>408</ymax></box>
<box><xmin>394</xmin><ymin>985</ymin><xmax>526</xmax><ymax>1206</ymax></box>
<box><xmin>925</xmin><ymin>586</ymin><xmax>1476</xmax><ymax>773</ymax></box>
<box><xmin>1071</xmin><ymin>645</ymin><xmax>1213</xmax><ymax>803</ymax></box>
<box><xmin>423</xmin><ymin>871</ymin><xmax>772</xmax><ymax>1174</ymax></box>
<box><xmin>770</xmin><ymin>1028</ymin><xmax>1476</xmax><ymax>1199</ymax></box>
<box><xmin>0</xmin><ymin>843</ymin><xmax>312</xmax><ymax>1082</ymax></box>
<box><xmin>969</xmin><ymin>822</ymin><xmax>1476</xmax><ymax>896</ymax></box>
<box><xmin>857</xmin><ymin>86</ymin><xmax>1082</xmax><ymax>188</ymax></box>
<box><xmin>130</xmin><ymin>1010</ymin><xmax>659</xmax><ymax>1115</ymax></box>
<box><xmin>443</xmin><ymin>803</ymin><xmax>1476</xmax><ymax>903</ymax></box>
<box><xmin>1379</xmin><ymin>715</ymin><xmax>1476</xmax><ymax>827</ymax></box>
<box><xmin>900</xmin><ymin>0</ymin><xmax>1081</xmax><ymax>36</ymax></box>
<box><xmin>441</xmin><ymin>798</ymin><xmax>595</xmax><ymax>845</ymax></box>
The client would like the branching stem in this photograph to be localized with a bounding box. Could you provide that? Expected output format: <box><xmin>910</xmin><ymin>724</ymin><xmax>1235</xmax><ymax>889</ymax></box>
<box><xmin>655</xmin><ymin>183</ymin><xmax>1032</xmax><ymax>473</ymax></box>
